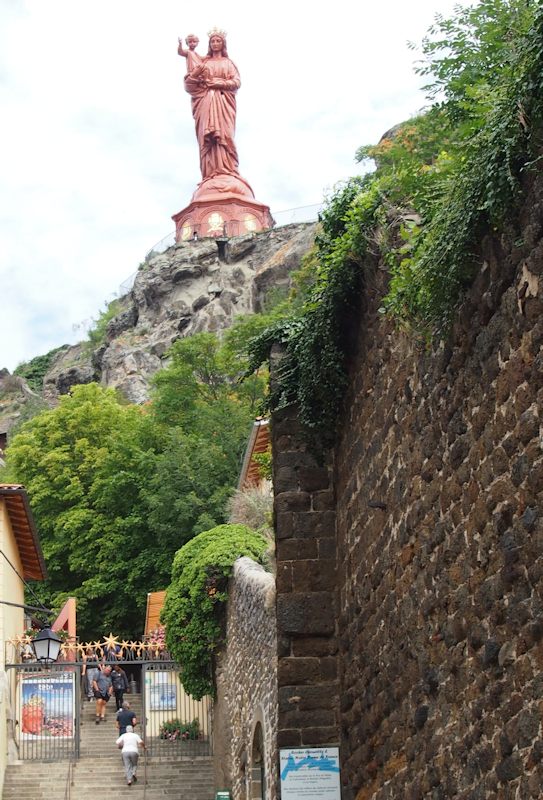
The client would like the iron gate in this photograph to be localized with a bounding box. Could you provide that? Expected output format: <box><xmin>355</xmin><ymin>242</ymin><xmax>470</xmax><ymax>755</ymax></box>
<box><xmin>7</xmin><ymin>663</ymin><xmax>81</xmax><ymax>761</ymax></box>
<box><xmin>6</xmin><ymin>658</ymin><xmax>212</xmax><ymax>761</ymax></box>
<box><xmin>141</xmin><ymin>661</ymin><xmax>212</xmax><ymax>757</ymax></box>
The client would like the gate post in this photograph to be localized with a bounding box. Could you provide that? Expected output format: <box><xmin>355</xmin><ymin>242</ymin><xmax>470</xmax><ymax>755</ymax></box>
<box><xmin>141</xmin><ymin>663</ymin><xmax>148</xmax><ymax>747</ymax></box>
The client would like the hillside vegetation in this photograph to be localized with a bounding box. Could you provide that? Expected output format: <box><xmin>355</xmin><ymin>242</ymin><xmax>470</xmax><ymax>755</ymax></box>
<box><xmin>248</xmin><ymin>0</ymin><xmax>543</xmax><ymax>447</ymax></box>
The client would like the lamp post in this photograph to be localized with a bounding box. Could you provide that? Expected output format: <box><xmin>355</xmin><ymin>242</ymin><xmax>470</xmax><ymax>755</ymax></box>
<box><xmin>32</xmin><ymin>623</ymin><xmax>62</xmax><ymax>664</ymax></box>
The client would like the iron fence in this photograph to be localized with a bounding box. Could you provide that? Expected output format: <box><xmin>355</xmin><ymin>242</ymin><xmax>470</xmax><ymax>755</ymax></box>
<box><xmin>141</xmin><ymin>662</ymin><xmax>212</xmax><ymax>758</ymax></box>
<box><xmin>7</xmin><ymin>656</ymin><xmax>213</xmax><ymax>762</ymax></box>
<box><xmin>117</xmin><ymin>202</ymin><xmax>323</xmax><ymax>294</ymax></box>
<box><xmin>8</xmin><ymin>663</ymin><xmax>81</xmax><ymax>761</ymax></box>
<box><xmin>142</xmin><ymin>202</ymin><xmax>323</xmax><ymax>263</ymax></box>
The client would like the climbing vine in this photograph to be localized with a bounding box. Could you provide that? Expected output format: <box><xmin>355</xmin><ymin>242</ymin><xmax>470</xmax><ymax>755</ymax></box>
<box><xmin>160</xmin><ymin>524</ymin><xmax>269</xmax><ymax>699</ymax></box>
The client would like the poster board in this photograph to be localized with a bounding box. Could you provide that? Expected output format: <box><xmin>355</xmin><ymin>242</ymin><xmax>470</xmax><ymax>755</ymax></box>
<box><xmin>149</xmin><ymin>679</ymin><xmax>177</xmax><ymax>711</ymax></box>
<box><xmin>280</xmin><ymin>747</ymin><xmax>340</xmax><ymax>799</ymax></box>
<box><xmin>19</xmin><ymin>673</ymin><xmax>75</xmax><ymax>739</ymax></box>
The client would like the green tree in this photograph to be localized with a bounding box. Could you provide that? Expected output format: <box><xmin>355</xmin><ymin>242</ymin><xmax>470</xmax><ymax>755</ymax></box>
<box><xmin>5</xmin><ymin>384</ymin><xmax>162</xmax><ymax>638</ymax></box>
<box><xmin>149</xmin><ymin>333</ymin><xmax>259</xmax><ymax>552</ymax></box>
<box><xmin>151</xmin><ymin>332</ymin><xmax>266</xmax><ymax>426</ymax></box>
<box><xmin>5</xmin><ymin>340</ymin><xmax>260</xmax><ymax>639</ymax></box>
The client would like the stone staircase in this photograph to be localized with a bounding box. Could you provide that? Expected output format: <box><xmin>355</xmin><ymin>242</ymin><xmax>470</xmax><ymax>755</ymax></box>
<box><xmin>3</xmin><ymin>693</ymin><xmax>214</xmax><ymax>799</ymax></box>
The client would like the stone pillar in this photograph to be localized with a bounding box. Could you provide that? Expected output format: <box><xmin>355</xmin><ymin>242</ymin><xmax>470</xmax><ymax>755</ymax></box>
<box><xmin>271</xmin><ymin>348</ymin><xmax>340</xmax><ymax>767</ymax></box>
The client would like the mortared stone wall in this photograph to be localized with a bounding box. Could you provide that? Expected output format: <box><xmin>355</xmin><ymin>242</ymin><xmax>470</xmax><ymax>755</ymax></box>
<box><xmin>272</xmin><ymin>169</ymin><xmax>543</xmax><ymax>800</ymax></box>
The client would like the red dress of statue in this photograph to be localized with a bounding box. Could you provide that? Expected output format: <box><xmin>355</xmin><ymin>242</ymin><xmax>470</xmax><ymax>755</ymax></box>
<box><xmin>172</xmin><ymin>29</ymin><xmax>273</xmax><ymax>240</ymax></box>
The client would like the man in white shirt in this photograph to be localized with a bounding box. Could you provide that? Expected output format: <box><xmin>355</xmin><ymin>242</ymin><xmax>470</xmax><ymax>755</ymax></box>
<box><xmin>116</xmin><ymin>724</ymin><xmax>147</xmax><ymax>786</ymax></box>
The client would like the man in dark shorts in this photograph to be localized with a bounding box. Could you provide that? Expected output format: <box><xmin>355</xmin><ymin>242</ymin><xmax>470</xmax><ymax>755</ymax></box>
<box><xmin>116</xmin><ymin>700</ymin><xmax>137</xmax><ymax>735</ymax></box>
<box><xmin>93</xmin><ymin>665</ymin><xmax>113</xmax><ymax>723</ymax></box>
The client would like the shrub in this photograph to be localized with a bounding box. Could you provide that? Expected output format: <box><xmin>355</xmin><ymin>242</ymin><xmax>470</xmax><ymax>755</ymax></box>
<box><xmin>161</xmin><ymin>524</ymin><xmax>269</xmax><ymax>699</ymax></box>
<box><xmin>13</xmin><ymin>346</ymin><xmax>68</xmax><ymax>392</ymax></box>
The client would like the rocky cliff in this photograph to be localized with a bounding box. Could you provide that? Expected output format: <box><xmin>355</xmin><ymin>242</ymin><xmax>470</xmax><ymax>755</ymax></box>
<box><xmin>40</xmin><ymin>223</ymin><xmax>315</xmax><ymax>405</ymax></box>
<box><xmin>0</xmin><ymin>223</ymin><xmax>315</xmax><ymax>438</ymax></box>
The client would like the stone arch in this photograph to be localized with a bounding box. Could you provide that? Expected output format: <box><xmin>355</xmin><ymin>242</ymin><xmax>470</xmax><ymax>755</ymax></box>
<box><xmin>250</xmin><ymin>706</ymin><xmax>266</xmax><ymax>800</ymax></box>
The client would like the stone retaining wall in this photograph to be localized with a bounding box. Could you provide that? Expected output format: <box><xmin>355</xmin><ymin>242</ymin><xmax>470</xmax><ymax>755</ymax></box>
<box><xmin>214</xmin><ymin>557</ymin><xmax>277</xmax><ymax>800</ymax></box>
<box><xmin>271</xmin><ymin>169</ymin><xmax>543</xmax><ymax>800</ymax></box>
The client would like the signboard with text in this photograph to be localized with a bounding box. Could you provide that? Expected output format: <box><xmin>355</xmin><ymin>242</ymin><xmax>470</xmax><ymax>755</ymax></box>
<box><xmin>280</xmin><ymin>747</ymin><xmax>340</xmax><ymax>799</ymax></box>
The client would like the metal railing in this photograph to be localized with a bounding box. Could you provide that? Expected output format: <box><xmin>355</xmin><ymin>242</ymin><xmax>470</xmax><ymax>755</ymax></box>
<box><xmin>118</xmin><ymin>203</ymin><xmax>323</xmax><ymax>295</ymax></box>
<box><xmin>143</xmin><ymin>202</ymin><xmax>323</xmax><ymax>261</ymax></box>
<box><xmin>270</xmin><ymin>202</ymin><xmax>322</xmax><ymax>227</ymax></box>
<box><xmin>119</xmin><ymin>270</ymin><xmax>139</xmax><ymax>296</ymax></box>
<box><xmin>63</xmin><ymin>737</ymin><xmax>76</xmax><ymax>799</ymax></box>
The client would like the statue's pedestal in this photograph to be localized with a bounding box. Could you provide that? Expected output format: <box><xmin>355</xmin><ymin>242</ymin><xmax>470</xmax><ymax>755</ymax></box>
<box><xmin>173</xmin><ymin>193</ymin><xmax>274</xmax><ymax>241</ymax></box>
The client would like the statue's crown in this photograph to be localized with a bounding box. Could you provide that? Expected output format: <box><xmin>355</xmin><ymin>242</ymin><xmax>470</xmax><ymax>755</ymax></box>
<box><xmin>207</xmin><ymin>26</ymin><xmax>227</xmax><ymax>38</ymax></box>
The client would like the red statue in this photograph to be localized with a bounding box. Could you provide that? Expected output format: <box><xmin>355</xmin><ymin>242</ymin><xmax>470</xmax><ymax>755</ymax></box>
<box><xmin>173</xmin><ymin>29</ymin><xmax>273</xmax><ymax>241</ymax></box>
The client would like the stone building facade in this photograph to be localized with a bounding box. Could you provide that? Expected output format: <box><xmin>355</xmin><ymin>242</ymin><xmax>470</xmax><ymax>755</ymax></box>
<box><xmin>272</xmin><ymin>168</ymin><xmax>543</xmax><ymax>800</ymax></box>
<box><xmin>214</xmin><ymin>557</ymin><xmax>277</xmax><ymax>800</ymax></box>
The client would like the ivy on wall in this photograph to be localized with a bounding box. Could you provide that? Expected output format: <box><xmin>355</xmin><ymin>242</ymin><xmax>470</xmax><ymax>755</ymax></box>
<box><xmin>246</xmin><ymin>0</ymin><xmax>543</xmax><ymax>448</ymax></box>
<box><xmin>160</xmin><ymin>524</ymin><xmax>269</xmax><ymax>699</ymax></box>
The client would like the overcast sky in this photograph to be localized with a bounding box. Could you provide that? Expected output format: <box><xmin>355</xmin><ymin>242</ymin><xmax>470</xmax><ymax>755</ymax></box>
<box><xmin>0</xmin><ymin>0</ymin><xmax>461</xmax><ymax>373</ymax></box>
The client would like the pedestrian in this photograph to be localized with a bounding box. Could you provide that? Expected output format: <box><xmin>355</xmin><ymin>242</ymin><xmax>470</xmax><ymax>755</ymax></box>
<box><xmin>83</xmin><ymin>648</ymin><xmax>100</xmax><ymax>701</ymax></box>
<box><xmin>111</xmin><ymin>663</ymin><xmax>130</xmax><ymax>710</ymax></box>
<box><xmin>116</xmin><ymin>700</ymin><xmax>137</xmax><ymax>735</ymax></box>
<box><xmin>93</xmin><ymin>664</ymin><xmax>113</xmax><ymax>723</ymax></box>
<box><xmin>116</xmin><ymin>724</ymin><xmax>146</xmax><ymax>786</ymax></box>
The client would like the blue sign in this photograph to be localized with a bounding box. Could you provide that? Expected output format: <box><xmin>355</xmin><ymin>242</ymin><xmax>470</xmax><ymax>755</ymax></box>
<box><xmin>280</xmin><ymin>748</ymin><xmax>341</xmax><ymax>799</ymax></box>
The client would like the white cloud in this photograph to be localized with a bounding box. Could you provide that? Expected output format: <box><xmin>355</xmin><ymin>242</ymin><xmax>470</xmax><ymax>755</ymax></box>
<box><xmin>0</xmin><ymin>0</ymin><xmax>459</xmax><ymax>371</ymax></box>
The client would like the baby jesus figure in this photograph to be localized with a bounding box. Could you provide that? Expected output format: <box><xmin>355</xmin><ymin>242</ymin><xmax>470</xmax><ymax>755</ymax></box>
<box><xmin>177</xmin><ymin>34</ymin><xmax>206</xmax><ymax>81</ymax></box>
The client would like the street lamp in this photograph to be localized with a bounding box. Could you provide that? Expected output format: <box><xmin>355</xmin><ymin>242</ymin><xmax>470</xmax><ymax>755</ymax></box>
<box><xmin>32</xmin><ymin>624</ymin><xmax>62</xmax><ymax>664</ymax></box>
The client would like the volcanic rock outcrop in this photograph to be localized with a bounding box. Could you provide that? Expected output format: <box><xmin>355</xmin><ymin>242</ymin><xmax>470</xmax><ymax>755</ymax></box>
<box><xmin>43</xmin><ymin>223</ymin><xmax>316</xmax><ymax>404</ymax></box>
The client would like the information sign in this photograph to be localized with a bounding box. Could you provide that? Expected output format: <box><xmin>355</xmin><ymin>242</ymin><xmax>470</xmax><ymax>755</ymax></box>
<box><xmin>280</xmin><ymin>747</ymin><xmax>340</xmax><ymax>799</ymax></box>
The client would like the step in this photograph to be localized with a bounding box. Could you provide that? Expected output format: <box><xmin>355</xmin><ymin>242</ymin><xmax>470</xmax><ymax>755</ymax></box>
<box><xmin>4</xmin><ymin>692</ymin><xmax>213</xmax><ymax>800</ymax></box>
<box><xmin>4</xmin><ymin>756</ymin><xmax>214</xmax><ymax>799</ymax></box>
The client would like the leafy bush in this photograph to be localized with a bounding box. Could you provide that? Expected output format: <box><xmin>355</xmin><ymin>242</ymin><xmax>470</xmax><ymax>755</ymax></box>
<box><xmin>83</xmin><ymin>298</ymin><xmax>121</xmax><ymax>351</ymax></box>
<box><xmin>252</xmin><ymin>447</ymin><xmax>272</xmax><ymax>482</ymax></box>
<box><xmin>13</xmin><ymin>346</ymin><xmax>68</xmax><ymax>392</ymax></box>
<box><xmin>161</xmin><ymin>524</ymin><xmax>269</xmax><ymax>699</ymax></box>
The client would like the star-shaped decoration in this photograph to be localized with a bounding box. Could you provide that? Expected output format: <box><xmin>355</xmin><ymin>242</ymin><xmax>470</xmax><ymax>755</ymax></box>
<box><xmin>121</xmin><ymin>640</ymin><xmax>130</xmax><ymax>655</ymax></box>
<box><xmin>103</xmin><ymin>633</ymin><xmax>120</xmax><ymax>650</ymax></box>
<box><xmin>137</xmin><ymin>642</ymin><xmax>151</xmax><ymax>658</ymax></box>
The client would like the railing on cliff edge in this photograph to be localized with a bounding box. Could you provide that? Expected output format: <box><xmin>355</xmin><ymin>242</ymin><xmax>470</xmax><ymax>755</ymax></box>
<box><xmin>118</xmin><ymin>202</ymin><xmax>323</xmax><ymax>296</ymax></box>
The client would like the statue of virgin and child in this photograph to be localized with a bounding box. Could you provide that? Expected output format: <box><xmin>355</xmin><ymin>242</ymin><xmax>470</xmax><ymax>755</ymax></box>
<box><xmin>177</xmin><ymin>28</ymin><xmax>255</xmax><ymax>201</ymax></box>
